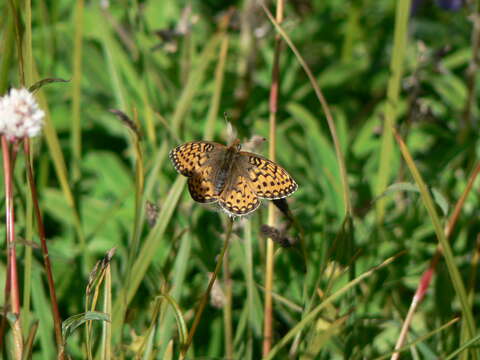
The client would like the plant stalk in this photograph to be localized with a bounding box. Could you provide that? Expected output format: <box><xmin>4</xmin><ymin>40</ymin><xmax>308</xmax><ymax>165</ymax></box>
<box><xmin>263</xmin><ymin>0</ymin><xmax>284</xmax><ymax>356</ymax></box>
<box><xmin>2</xmin><ymin>136</ymin><xmax>23</xmax><ymax>359</ymax></box>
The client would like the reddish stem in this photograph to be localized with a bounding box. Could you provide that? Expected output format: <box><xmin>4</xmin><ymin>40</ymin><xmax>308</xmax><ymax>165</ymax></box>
<box><xmin>2</xmin><ymin>135</ymin><xmax>23</xmax><ymax>358</ymax></box>
<box><xmin>2</xmin><ymin>136</ymin><xmax>21</xmax><ymax>314</ymax></box>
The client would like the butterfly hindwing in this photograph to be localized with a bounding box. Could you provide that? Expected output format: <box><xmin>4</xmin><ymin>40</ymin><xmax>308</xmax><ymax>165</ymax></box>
<box><xmin>218</xmin><ymin>175</ymin><xmax>260</xmax><ymax>216</ymax></box>
<box><xmin>187</xmin><ymin>166</ymin><xmax>218</xmax><ymax>203</ymax></box>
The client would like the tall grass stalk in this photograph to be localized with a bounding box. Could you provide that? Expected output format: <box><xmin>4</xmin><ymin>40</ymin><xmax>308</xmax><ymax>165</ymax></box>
<box><xmin>375</xmin><ymin>0</ymin><xmax>411</xmax><ymax>222</ymax></box>
<box><xmin>262</xmin><ymin>0</ymin><xmax>284</xmax><ymax>355</ymax></box>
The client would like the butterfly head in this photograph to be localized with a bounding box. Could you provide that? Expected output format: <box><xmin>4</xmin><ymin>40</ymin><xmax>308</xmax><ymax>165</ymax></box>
<box><xmin>229</xmin><ymin>138</ymin><xmax>241</xmax><ymax>152</ymax></box>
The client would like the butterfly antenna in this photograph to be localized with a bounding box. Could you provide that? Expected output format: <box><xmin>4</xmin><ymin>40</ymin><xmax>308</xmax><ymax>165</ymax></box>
<box><xmin>225</xmin><ymin>112</ymin><xmax>237</xmax><ymax>145</ymax></box>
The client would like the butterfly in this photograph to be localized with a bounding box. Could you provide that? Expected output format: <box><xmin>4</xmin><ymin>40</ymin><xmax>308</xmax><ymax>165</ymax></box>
<box><xmin>169</xmin><ymin>139</ymin><xmax>298</xmax><ymax>216</ymax></box>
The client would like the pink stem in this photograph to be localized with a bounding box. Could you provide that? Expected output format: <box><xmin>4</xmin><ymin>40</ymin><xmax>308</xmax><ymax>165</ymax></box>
<box><xmin>2</xmin><ymin>136</ymin><xmax>21</xmax><ymax>314</ymax></box>
<box><xmin>2</xmin><ymin>136</ymin><xmax>23</xmax><ymax>359</ymax></box>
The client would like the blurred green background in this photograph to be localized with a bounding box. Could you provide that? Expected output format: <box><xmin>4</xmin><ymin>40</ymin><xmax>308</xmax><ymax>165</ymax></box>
<box><xmin>1</xmin><ymin>0</ymin><xmax>480</xmax><ymax>358</ymax></box>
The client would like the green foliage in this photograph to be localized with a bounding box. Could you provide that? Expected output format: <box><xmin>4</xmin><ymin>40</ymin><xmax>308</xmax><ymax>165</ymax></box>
<box><xmin>1</xmin><ymin>0</ymin><xmax>480</xmax><ymax>359</ymax></box>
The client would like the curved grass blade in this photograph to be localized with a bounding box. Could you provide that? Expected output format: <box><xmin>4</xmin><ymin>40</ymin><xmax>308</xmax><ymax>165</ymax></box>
<box><xmin>62</xmin><ymin>311</ymin><xmax>109</xmax><ymax>344</ymax></box>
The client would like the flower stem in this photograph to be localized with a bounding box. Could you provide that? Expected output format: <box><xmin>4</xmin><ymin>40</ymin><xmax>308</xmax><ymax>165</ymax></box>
<box><xmin>2</xmin><ymin>135</ymin><xmax>23</xmax><ymax>359</ymax></box>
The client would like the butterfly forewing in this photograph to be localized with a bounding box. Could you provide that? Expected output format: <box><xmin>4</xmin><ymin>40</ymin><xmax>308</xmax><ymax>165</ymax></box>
<box><xmin>169</xmin><ymin>141</ymin><xmax>225</xmax><ymax>177</ymax></box>
<box><xmin>239</xmin><ymin>152</ymin><xmax>298</xmax><ymax>200</ymax></box>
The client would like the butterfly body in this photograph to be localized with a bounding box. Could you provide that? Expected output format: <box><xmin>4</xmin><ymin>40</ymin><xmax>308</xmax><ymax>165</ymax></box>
<box><xmin>169</xmin><ymin>140</ymin><xmax>297</xmax><ymax>216</ymax></box>
<box><xmin>211</xmin><ymin>142</ymin><xmax>240</xmax><ymax>195</ymax></box>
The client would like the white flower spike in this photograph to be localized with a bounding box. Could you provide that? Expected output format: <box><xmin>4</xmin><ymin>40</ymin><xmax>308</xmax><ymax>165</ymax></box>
<box><xmin>0</xmin><ymin>88</ymin><xmax>45</xmax><ymax>142</ymax></box>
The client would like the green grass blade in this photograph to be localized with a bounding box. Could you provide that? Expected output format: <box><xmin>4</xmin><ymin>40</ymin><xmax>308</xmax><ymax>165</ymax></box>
<box><xmin>375</xmin><ymin>0</ymin><xmax>411</xmax><ymax>222</ymax></box>
<box><xmin>70</xmin><ymin>0</ymin><xmax>85</xmax><ymax>182</ymax></box>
